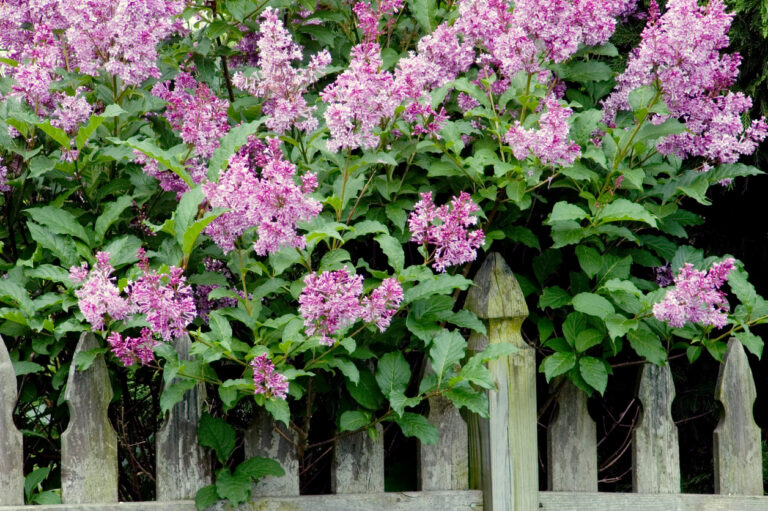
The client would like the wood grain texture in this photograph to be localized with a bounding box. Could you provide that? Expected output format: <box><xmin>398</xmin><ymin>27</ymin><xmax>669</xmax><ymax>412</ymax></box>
<box><xmin>156</xmin><ymin>334</ymin><xmax>212</xmax><ymax>500</ymax></box>
<box><xmin>713</xmin><ymin>338</ymin><xmax>763</xmax><ymax>495</ymax></box>
<box><xmin>332</xmin><ymin>424</ymin><xmax>385</xmax><ymax>494</ymax></box>
<box><xmin>0</xmin><ymin>490</ymin><xmax>484</xmax><ymax>511</ymax></box>
<box><xmin>632</xmin><ymin>362</ymin><xmax>680</xmax><ymax>493</ymax></box>
<box><xmin>419</xmin><ymin>394</ymin><xmax>469</xmax><ymax>490</ymax></box>
<box><xmin>0</xmin><ymin>335</ymin><xmax>23</xmax><ymax>505</ymax></box>
<box><xmin>465</xmin><ymin>252</ymin><xmax>535</xmax><ymax>511</ymax></box>
<box><xmin>538</xmin><ymin>491</ymin><xmax>768</xmax><ymax>510</ymax></box>
<box><xmin>547</xmin><ymin>379</ymin><xmax>597</xmax><ymax>492</ymax></box>
<box><xmin>61</xmin><ymin>333</ymin><xmax>118</xmax><ymax>504</ymax></box>
<box><xmin>244</xmin><ymin>409</ymin><xmax>300</xmax><ymax>496</ymax></box>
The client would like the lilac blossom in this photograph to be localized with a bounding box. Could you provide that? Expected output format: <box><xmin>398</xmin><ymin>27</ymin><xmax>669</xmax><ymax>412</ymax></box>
<box><xmin>653</xmin><ymin>258</ymin><xmax>735</xmax><ymax>328</ymax></box>
<box><xmin>408</xmin><ymin>192</ymin><xmax>485</xmax><ymax>272</ymax></box>
<box><xmin>353</xmin><ymin>0</ymin><xmax>404</xmax><ymax>42</ymax></box>
<box><xmin>231</xmin><ymin>8</ymin><xmax>331</xmax><ymax>134</ymax></box>
<box><xmin>361</xmin><ymin>278</ymin><xmax>404</xmax><ymax>332</ymax></box>
<box><xmin>69</xmin><ymin>252</ymin><xmax>131</xmax><ymax>331</ymax></box>
<box><xmin>251</xmin><ymin>354</ymin><xmax>289</xmax><ymax>400</ymax></box>
<box><xmin>0</xmin><ymin>163</ymin><xmax>10</xmax><ymax>192</ymax></box>
<box><xmin>107</xmin><ymin>328</ymin><xmax>157</xmax><ymax>367</ymax></box>
<box><xmin>51</xmin><ymin>89</ymin><xmax>93</xmax><ymax>134</ymax></box>
<box><xmin>505</xmin><ymin>95</ymin><xmax>581</xmax><ymax>166</ymax></box>
<box><xmin>298</xmin><ymin>268</ymin><xmax>364</xmax><ymax>345</ymax></box>
<box><xmin>194</xmin><ymin>258</ymin><xmax>240</xmax><ymax>322</ymax></box>
<box><xmin>602</xmin><ymin>0</ymin><xmax>768</xmax><ymax>163</ymax></box>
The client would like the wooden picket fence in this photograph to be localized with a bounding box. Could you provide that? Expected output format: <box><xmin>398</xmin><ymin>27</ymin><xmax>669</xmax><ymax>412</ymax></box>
<box><xmin>0</xmin><ymin>252</ymin><xmax>766</xmax><ymax>510</ymax></box>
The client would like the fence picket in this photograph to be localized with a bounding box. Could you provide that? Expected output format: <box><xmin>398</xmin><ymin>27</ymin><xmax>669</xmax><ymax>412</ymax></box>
<box><xmin>418</xmin><ymin>393</ymin><xmax>469</xmax><ymax>490</ymax></box>
<box><xmin>713</xmin><ymin>337</ymin><xmax>763</xmax><ymax>495</ymax></box>
<box><xmin>0</xmin><ymin>335</ymin><xmax>23</xmax><ymax>505</ymax></box>
<box><xmin>547</xmin><ymin>379</ymin><xmax>597</xmax><ymax>491</ymax></box>
<box><xmin>465</xmin><ymin>252</ymin><xmax>535</xmax><ymax>511</ymax></box>
<box><xmin>244</xmin><ymin>409</ymin><xmax>300</xmax><ymax>496</ymax></box>
<box><xmin>156</xmin><ymin>334</ymin><xmax>212</xmax><ymax>500</ymax></box>
<box><xmin>332</xmin><ymin>424</ymin><xmax>384</xmax><ymax>494</ymax></box>
<box><xmin>632</xmin><ymin>362</ymin><xmax>680</xmax><ymax>493</ymax></box>
<box><xmin>61</xmin><ymin>332</ymin><xmax>118</xmax><ymax>504</ymax></box>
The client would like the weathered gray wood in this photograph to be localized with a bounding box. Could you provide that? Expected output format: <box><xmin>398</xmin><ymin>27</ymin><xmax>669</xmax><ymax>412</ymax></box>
<box><xmin>465</xmin><ymin>252</ymin><xmax>535</xmax><ymax>511</ymax></box>
<box><xmin>332</xmin><ymin>424</ymin><xmax>385</xmax><ymax>494</ymax></box>
<box><xmin>0</xmin><ymin>335</ymin><xmax>24</xmax><ymax>505</ymax></box>
<box><xmin>61</xmin><ymin>332</ymin><xmax>118</xmax><ymax>504</ymax></box>
<box><xmin>156</xmin><ymin>334</ymin><xmax>212</xmax><ymax>500</ymax></box>
<box><xmin>632</xmin><ymin>362</ymin><xmax>680</xmax><ymax>493</ymax></box>
<box><xmin>547</xmin><ymin>379</ymin><xmax>597</xmax><ymax>492</ymax></box>
<box><xmin>418</xmin><ymin>393</ymin><xmax>469</xmax><ymax>490</ymax></box>
<box><xmin>0</xmin><ymin>490</ymin><xmax>484</xmax><ymax>511</ymax></box>
<box><xmin>537</xmin><ymin>491</ymin><xmax>768</xmax><ymax>510</ymax></box>
<box><xmin>244</xmin><ymin>409</ymin><xmax>300</xmax><ymax>496</ymax></box>
<box><xmin>713</xmin><ymin>337</ymin><xmax>763</xmax><ymax>495</ymax></box>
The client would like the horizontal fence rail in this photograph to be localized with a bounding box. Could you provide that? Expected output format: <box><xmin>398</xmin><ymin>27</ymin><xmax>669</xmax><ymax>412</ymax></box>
<box><xmin>1</xmin><ymin>252</ymin><xmax>766</xmax><ymax>511</ymax></box>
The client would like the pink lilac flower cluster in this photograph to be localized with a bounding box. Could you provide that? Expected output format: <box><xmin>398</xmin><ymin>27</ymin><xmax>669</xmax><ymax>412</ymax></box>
<box><xmin>194</xmin><ymin>258</ymin><xmax>240</xmax><ymax>322</ymax></box>
<box><xmin>69</xmin><ymin>252</ymin><xmax>132</xmax><ymax>331</ymax></box>
<box><xmin>653</xmin><ymin>258</ymin><xmax>735</xmax><ymax>328</ymax></box>
<box><xmin>298</xmin><ymin>269</ymin><xmax>403</xmax><ymax>345</ymax></box>
<box><xmin>251</xmin><ymin>354</ymin><xmax>289</xmax><ymax>400</ymax></box>
<box><xmin>505</xmin><ymin>95</ymin><xmax>581</xmax><ymax>166</ymax></box>
<box><xmin>203</xmin><ymin>137</ymin><xmax>322</xmax><ymax>255</ymax></box>
<box><xmin>602</xmin><ymin>0</ymin><xmax>768</xmax><ymax>163</ymax></box>
<box><xmin>231</xmin><ymin>8</ymin><xmax>331</xmax><ymax>134</ymax></box>
<box><xmin>353</xmin><ymin>0</ymin><xmax>403</xmax><ymax>41</ymax></box>
<box><xmin>107</xmin><ymin>328</ymin><xmax>158</xmax><ymax>367</ymax></box>
<box><xmin>50</xmin><ymin>88</ymin><xmax>93</xmax><ymax>134</ymax></box>
<box><xmin>408</xmin><ymin>192</ymin><xmax>485</xmax><ymax>272</ymax></box>
<box><xmin>0</xmin><ymin>163</ymin><xmax>10</xmax><ymax>192</ymax></box>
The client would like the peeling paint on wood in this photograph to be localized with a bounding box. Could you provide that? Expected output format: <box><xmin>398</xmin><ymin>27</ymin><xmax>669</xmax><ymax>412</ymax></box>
<box><xmin>61</xmin><ymin>332</ymin><xmax>118</xmax><ymax>504</ymax></box>
<box><xmin>332</xmin><ymin>424</ymin><xmax>384</xmax><ymax>494</ymax></box>
<box><xmin>713</xmin><ymin>338</ymin><xmax>763</xmax><ymax>495</ymax></box>
<box><xmin>156</xmin><ymin>334</ymin><xmax>212</xmax><ymax>500</ymax></box>
<box><xmin>244</xmin><ymin>409</ymin><xmax>300</xmax><ymax>496</ymax></box>
<box><xmin>0</xmin><ymin>335</ymin><xmax>23</xmax><ymax>505</ymax></box>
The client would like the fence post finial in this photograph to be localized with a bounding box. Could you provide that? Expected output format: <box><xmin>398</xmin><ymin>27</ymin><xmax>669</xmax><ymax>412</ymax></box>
<box><xmin>0</xmin><ymin>335</ymin><xmax>24</xmax><ymax>505</ymax></box>
<box><xmin>465</xmin><ymin>252</ymin><xmax>535</xmax><ymax>511</ymax></box>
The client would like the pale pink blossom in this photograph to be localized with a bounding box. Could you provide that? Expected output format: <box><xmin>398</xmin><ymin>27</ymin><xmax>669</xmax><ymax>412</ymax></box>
<box><xmin>251</xmin><ymin>354</ymin><xmax>289</xmax><ymax>399</ymax></box>
<box><xmin>298</xmin><ymin>268</ymin><xmax>364</xmax><ymax>345</ymax></box>
<box><xmin>69</xmin><ymin>252</ymin><xmax>131</xmax><ymax>331</ymax></box>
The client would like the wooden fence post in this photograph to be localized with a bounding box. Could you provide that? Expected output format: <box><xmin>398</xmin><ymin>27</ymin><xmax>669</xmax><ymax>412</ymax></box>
<box><xmin>332</xmin><ymin>424</ymin><xmax>385</xmax><ymax>494</ymax></box>
<box><xmin>156</xmin><ymin>334</ymin><xmax>212</xmax><ymax>500</ymax></box>
<box><xmin>632</xmin><ymin>362</ymin><xmax>680</xmax><ymax>493</ymax></box>
<box><xmin>61</xmin><ymin>332</ymin><xmax>118</xmax><ymax>504</ymax></box>
<box><xmin>418</xmin><ymin>392</ymin><xmax>469</xmax><ymax>490</ymax></box>
<box><xmin>714</xmin><ymin>338</ymin><xmax>763</xmax><ymax>495</ymax></box>
<box><xmin>244</xmin><ymin>409</ymin><xmax>300</xmax><ymax>496</ymax></box>
<box><xmin>0</xmin><ymin>335</ymin><xmax>24</xmax><ymax>505</ymax></box>
<box><xmin>465</xmin><ymin>252</ymin><xmax>535</xmax><ymax>511</ymax></box>
<box><xmin>547</xmin><ymin>379</ymin><xmax>597</xmax><ymax>491</ymax></box>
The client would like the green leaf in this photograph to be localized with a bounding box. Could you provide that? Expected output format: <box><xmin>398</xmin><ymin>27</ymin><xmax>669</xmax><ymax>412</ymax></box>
<box><xmin>627</xmin><ymin>329</ymin><xmax>667</xmax><ymax>365</ymax></box>
<box><xmin>457</xmin><ymin>355</ymin><xmax>495</xmax><ymax>389</ymax></box>
<box><xmin>410</xmin><ymin>0</ymin><xmax>437</xmax><ymax>32</ymax></box>
<box><xmin>393</xmin><ymin>412</ymin><xmax>439</xmax><ymax>445</ymax></box>
<box><xmin>734</xmin><ymin>330</ymin><xmax>763</xmax><ymax>358</ymax></box>
<box><xmin>343</xmin><ymin>220</ymin><xmax>388</xmax><ymax>241</ymax></box>
<box><xmin>102</xmin><ymin>235</ymin><xmax>142</xmax><ymax>268</ymax></box>
<box><xmin>444</xmin><ymin>383</ymin><xmax>489</xmax><ymax>417</ymax></box>
<box><xmin>195</xmin><ymin>485</ymin><xmax>220</xmax><ymax>511</ymax></box>
<box><xmin>36</xmin><ymin>121</ymin><xmax>70</xmax><ymax>147</ymax></box>
<box><xmin>0</xmin><ymin>279</ymin><xmax>35</xmax><ymax>315</ymax></box>
<box><xmin>346</xmin><ymin>369</ymin><xmax>385</xmax><ymax>410</ymax></box>
<box><xmin>575</xmin><ymin>329</ymin><xmax>603</xmax><ymax>353</ymax></box>
<box><xmin>575</xmin><ymin>245</ymin><xmax>602</xmax><ymax>278</ymax></box>
<box><xmin>27</xmin><ymin>222</ymin><xmax>78</xmax><ymax>267</ymax></box>
<box><xmin>175</xmin><ymin>187</ymin><xmax>204</xmax><ymax>247</ymax></box>
<box><xmin>375</xmin><ymin>352</ymin><xmax>411</xmax><ymax>397</ymax></box>
<box><xmin>327</xmin><ymin>358</ymin><xmax>360</xmax><ymax>384</ymax></box>
<box><xmin>207</xmin><ymin>120</ymin><xmax>264</xmax><ymax>178</ymax></box>
<box><xmin>540</xmin><ymin>352</ymin><xmax>576</xmax><ymax>381</ymax></box>
<box><xmin>24</xmin><ymin>466</ymin><xmax>51</xmax><ymax>499</ymax></box>
<box><xmin>183</xmin><ymin>212</ymin><xmax>222</xmax><ymax>258</ymax></box>
<box><xmin>376</xmin><ymin>234</ymin><xmax>404</xmax><ymax>272</ymax></box>
<box><xmin>160</xmin><ymin>379</ymin><xmax>196</xmax><ymax>413</ymax></box>
<box><xmin>539</xmin><ymin>286</ymin><xmax>572</xmax><ymax>309</ymax></box>
<box><xmin>562</xmin><ymin>312</ymin><xmax>587</xmax><ymax>346</ymax></box>
<box><xmin>25</xmin><ymin>206</ymin><xmax>90</xmax><ymax>245</ymax></box>
<box><xmin>198</xmin><ymin>413</ymin><xmax>236</xmax><ymax>463</ymax></box>
<box><xmin>429</xmin><ymin>330</ymin><xmax>466</xmax><ymax>382</ymax></box>
<box><xmin>474</xmin><ymin>343</ymin><xmax>518</xmax><ymax>362</ymax></box>
<box><xmin>215</xmin><ymin>469</ymin><xmax>251</xmax><ymax>506</ymax></box>
<box><xmin>74</xmin><ymin>347</ymin><xmax>107</xmax><ymax>371</ymax></box>
<box><xmin>235</xmin><ymin>456</ymin><xmax>285</xmax><ymax>480</ymax></box>
<box><xmin>402</xmin><ymin>274</ymin><xmax>472</xmax><ymax>304</ymax></box>
<box><xmin>13</xmin><ymin>360</ymin><xmax>44</xmax><ymax>376</ymax></box>
<box><xmin>339</xmin><ymin>410</ymin><xmax>371</xmax><ymax>432</ymax></box>
<box><xmin>628</xmin><ymin>85</ymin><xmax>657</xmax><ymax>111</ymax></box>
<box><xmin>95</xmin><ymin>195</ymin><xmax>133</xmax><ymax>242</ymax></box>
<box><xmin>547</xmin><ymin>201</ymin><xmax>588</xmax><ymax>223</ymax></box>
<box><xmin>605</xmin><ymin>313</ymin><xmax>638</xmax><ymax>341</ymax></box>
<box><xmin>597</xmin><ymin>199</ymin><xmax>657</xmax><ymax>227</ymax></box>
<box><xmin>265</xmin><ymin>398</ymin><xmax>290</xmax><ymax>427</ymax></box>
<box><xmin>124</xmin><ymin>138</ymin><xmax>193</xmax><ymax>187</ymax></box>
<box><xmin>578</xmin><ymin>356</ymin><xmax>609</xmax><ymax>394</ymax></box>
<box><xmin>208</xmin><ymin>310</ymin><xmax>233</xmax><ymax>343</ymax></box>
<box><xmin>75</xmin><ymin>115</ymin><xmax>105</xmax><ymax>151</ymax></box>
<box><xmin>555</xmin><ymin>61</ymin><xmax>613</xmax><ymax>83</ymax></box>
<box><xmin>572</xmin><ymin>292</ymin><xmax>615</xmax><ymax>319</ymax></box>
<box><xmin>634</xmin><ymin>118</ymin><xmax>686</xmax><ymax>145</ymax></box>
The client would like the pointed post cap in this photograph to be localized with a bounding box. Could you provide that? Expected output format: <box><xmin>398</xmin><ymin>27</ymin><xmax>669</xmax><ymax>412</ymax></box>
<box><xmin>466</xmin><ymin>252</ymin><xmax>529</xmax><ymax>320</ymax></box>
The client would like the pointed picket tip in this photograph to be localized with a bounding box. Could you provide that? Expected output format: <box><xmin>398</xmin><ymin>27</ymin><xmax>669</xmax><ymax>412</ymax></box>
<box><xmin>0</xmin><ymin>335</ymin><xmax>24</xmax><ymax>505</ymax></box>
<box><xmin>465</xmin><ymin>252</ymin><xmax>528</xmax><ymax>320</ymax></box>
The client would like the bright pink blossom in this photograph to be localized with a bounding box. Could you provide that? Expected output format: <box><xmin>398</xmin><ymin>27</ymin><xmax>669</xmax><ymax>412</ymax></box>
<box><xmin>505</xmin><ymin>96</ymin><xmax>581</xmax><ymax>166</ymax></box>
<box><xmin>107</xmin><ymin>328</ymin><xmax>157</xmax><ymax>367</ymax></box>
<box><xmin>361</xmin><ymin>278</ymin><xmax>403</xmax><ymax>332</ymax></box>
<box><xmin>653</xmin><ymin>258</ymin><xmax>735</xmax><ymax>328</ymax></box>
<box><xmin>251</xmin><ymin>354</ymin><xmax>289</xmax><ymax>400</ymax></box>
<box><xmin>69</xmin><ymin>252</ymin><xmax>131</xmax><ymax>331</ymax></box>
<box><xmin>298</xmin><ymin>268</ymin><xmax>364</xmax><ymax>345</ymax></box>
<box><xmin>409</xmin><ymin>192</ymin><xmax>485</xmax><ymax>272</ymax></box>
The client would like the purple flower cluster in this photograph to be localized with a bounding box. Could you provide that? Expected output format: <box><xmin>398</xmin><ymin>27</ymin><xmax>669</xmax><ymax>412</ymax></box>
<box><xmin>505</xmin><ymin>95</ymin><xmax>582</xmax><ymax>166</ymax></box>
<box><xmin>298</xmin><ymin>269</ymin><xmax>403</xmax><ymax>345</ymax></box>
<box><xmin>194</xmin><ymin>258</ymin><xmax>240</xmax><ymax>322</ymax></box>
<box><xmin>69</xmin><ymin>252</ymin><xmax>132</xmax><ymax>331</ymax></box>
<box><xmin>653</xmin><ymin>258</ymin><xmax>735</xmax><ymax>328</ymax></box>
<box><xmin>203</xmin><ymin>137</ymin><xmax>322</xmax><ymax>255</ymax></box>
<box><xmin>0</xmin><ymin>163</ymin><xmax>10</xmax><ymax>192</ymax></box>
<box><xmin>251</xmin><ymin>354</ymin><xmax>289</xmax><ymax>400</ymax></box>
<box><xmin>603</xmin><ymin>0</ymin><xmax>768</xmax><ymax>163</ymax></box>
<box><xmin>232</xmin><ymin>8</ymin><xmax>331</xmax><ymax>134</ymax></box>
<box><xmin>107</xmin><ymin>328</ymin><xmax>157</xmax><ymax>367</ymax></box>
<box><xmin>353</xmin><ymin>0</ymin><xmax>403</xmax><ymax>41</ymax></box>
<box><xmin>408</xmin><ymin>192</ymin><xmax>485</xmax><ymax>272</ymax></box>
<box><xmin>51</xmin><ymin>89</ymin><xmax>93</xmax><ymax>134</ymax></box>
